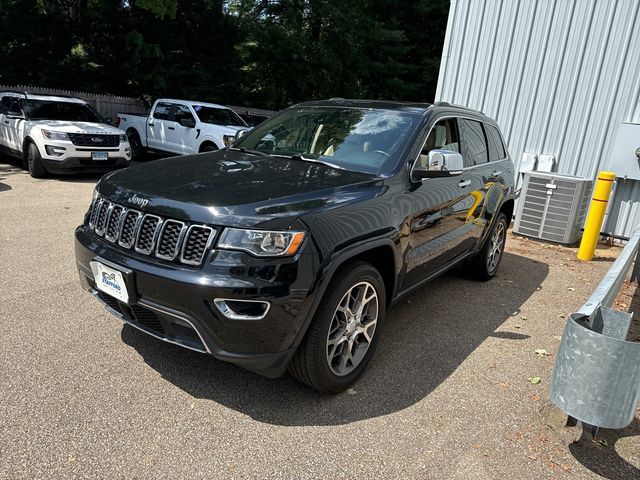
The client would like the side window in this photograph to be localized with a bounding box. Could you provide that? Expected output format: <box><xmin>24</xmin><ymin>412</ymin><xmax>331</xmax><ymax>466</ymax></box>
<box><xmin>418</xmin><ymin>118</ymin><xmax>460</xmax><ymax>167</ymax></box>
<box><xmin>0</xmin><ymin>96</ymin><xmax>19</xmax><ymax>114</ymax></box>
<box><xmin>174</xmin><ymin>104</ymin><xmax>195</xmax><ymax>124</ymax></box>
<box><xmin>485</xmin><ymin>124</ymin><xmax>506</xmax><ymax>161</ymax></box>
<box><xmin>459</xmin><ymin>119</ymin><xmax>488</xmax><ymax>166</ymax></box>
<box><xmin>153</xmin><ymin>102</ymin><xmax>174</xmax><ymax>121</ymax></box>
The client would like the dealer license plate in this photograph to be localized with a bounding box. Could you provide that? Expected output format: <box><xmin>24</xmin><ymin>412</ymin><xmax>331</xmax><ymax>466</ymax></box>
<box><xmin>90</xmin><ymin>261</ymin><xmax>129</xmax><ymax>303</ymax></box>
<box><xmin>92</xmin><ymin>151</ymin><xmax>109</xmax><ymax>161</ymax></box>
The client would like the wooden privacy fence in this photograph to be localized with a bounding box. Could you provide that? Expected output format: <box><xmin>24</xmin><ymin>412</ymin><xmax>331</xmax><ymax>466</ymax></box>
<box><xmin>0</xmin><ymin>85</ymin><xmax>276</xmax><ymax>121</ymax></box>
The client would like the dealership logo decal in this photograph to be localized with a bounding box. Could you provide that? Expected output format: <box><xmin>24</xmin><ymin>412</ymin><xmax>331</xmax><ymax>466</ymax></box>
<box><xmin>128</xmin><ymin>194</ymin><xmax>149</xmax><ymax>208</ymax></box>
<box><xmin>101</xmin><ymin>271</ymin><xmax>121</xmax><ymax>292</ymax></box>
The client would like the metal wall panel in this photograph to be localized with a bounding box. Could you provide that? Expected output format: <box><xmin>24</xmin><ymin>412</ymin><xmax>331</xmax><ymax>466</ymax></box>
<box><xmin>436</xmin><ymin>0</ymin><xmax>640</xmax><ymax>237</ymax></box>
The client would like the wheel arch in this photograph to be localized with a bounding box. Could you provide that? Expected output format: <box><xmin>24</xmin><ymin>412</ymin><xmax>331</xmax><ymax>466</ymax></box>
<box><xmin>499</xmin><ymin>198</ymin><xmax>515</xmax><ymax>227</ymax></box>
<box><xmin>199</xmin><ymin>140</ymin><xmax>220</xmax><ymax>152</ymax></box>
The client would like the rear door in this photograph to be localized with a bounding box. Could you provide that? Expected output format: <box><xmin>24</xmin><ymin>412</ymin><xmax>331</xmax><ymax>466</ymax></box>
<box><xmin>147</xmin><ymin>102</ymin><xmax>177</xmax><ymax>153</ymax></box>
<box><xmin>457</xmin><ymin>118</ymin><xmax>507</xmax><ymax>251</ymax></box>
<box><xmin>0</xmin><ymin>96</ymin><xmax>24</xmax><ymax>153</ymax></box>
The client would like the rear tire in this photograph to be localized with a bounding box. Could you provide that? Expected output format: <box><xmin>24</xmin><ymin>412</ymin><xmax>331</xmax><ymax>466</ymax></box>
<box><xmin>463</xmin><ymin>212</ymin><xmax>508</xmax><ymax>281</ymax></box>
<box><xmin>289</xmin><ymin>261</ymin><xmax>386</xmax><ymax>393</ymax></box>
<box><xmin>26</xmin><ymin>143</ymin><xmax>47</xmax><ymax>178</ymax></box>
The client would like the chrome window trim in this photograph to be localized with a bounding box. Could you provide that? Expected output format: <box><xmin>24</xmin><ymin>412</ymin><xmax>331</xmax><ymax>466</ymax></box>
<box><xmin>117</xmin><ymin>209</ymin><xmax>143</xmax><ymax>249</ymax></box>
<box><xmin>180</xmin><ymin>225</ymin><xmax>216</xmax><ymax>266</ymax></box>
<box><xmin>134</xmin><ymin>214</ymin><xmax>163</xmax><ymax>255</ymax></box>
<box><xmin>155</xmin><ymin>220</ymin><xmax>187</xmax><ymax>261</ymax></box>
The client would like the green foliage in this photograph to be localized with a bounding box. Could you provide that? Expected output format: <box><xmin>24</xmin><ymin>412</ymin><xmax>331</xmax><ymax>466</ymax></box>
<box><xmin>0</xmin><ymin>0</ymin><xmax>450</xmax><ymax>109</ymax></box>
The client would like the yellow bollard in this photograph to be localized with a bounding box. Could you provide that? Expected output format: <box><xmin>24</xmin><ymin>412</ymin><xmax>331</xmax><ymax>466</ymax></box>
<box><xmin>577</xmin><ymin>171</ymin><xmax>616</xmax><ymax>261</ymax></box>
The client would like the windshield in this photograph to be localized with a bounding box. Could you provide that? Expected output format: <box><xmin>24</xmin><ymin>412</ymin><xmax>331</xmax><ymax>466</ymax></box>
<box><xmin>193</xmin><ymin>105</ymin><xmax>246</xmax><ymax>127</ymax></box>
<box><xmin>24</xmin><ymin>100</ymin><xmax>104</xmax><ymax>123</ymax></box>
<box><xmin>233</xmin><ymin>107</ymin><xmax>419</xmax><ymax>175</ymax></box>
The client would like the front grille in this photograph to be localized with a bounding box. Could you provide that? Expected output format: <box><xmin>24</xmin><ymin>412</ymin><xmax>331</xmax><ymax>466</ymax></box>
<box><xmin>68</xmin><ymin>133</ymin><xmax>120</xmax><ymax>147</ymax></box>
<box><xmin>87</xmin><ymin>195</ymin><xmax>215</xmax><ymax>266</ymax></box>
<box><xmin>181</xmin><ymin>226</ymin><xmax>214</xmax><ymax>265</ymax></box>
<box><xmin>105</xmin><ymin>205</ymin><xmax>124</xmax><ymax>241</ymax></box>
<box><xmin>135</xmin><ymin>215</ymin><xmax>161</xmax><ymax>254</ymax></box>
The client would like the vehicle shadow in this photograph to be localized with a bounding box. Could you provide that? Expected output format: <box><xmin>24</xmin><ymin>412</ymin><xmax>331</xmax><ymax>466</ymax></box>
<box><xmin>121</xmin><ymin>251</ymin><xmax>549</xmax><ymax>426</ymax></box>
<box><xmin>568</xmin><ymin>419</ymin><xmax>640</xmax><ymax>479</ymax></box>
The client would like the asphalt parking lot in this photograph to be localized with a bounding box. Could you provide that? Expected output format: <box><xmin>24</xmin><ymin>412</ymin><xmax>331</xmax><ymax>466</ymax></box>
<box><xmin>1</xmin><ymin>159</ymin><xmax>639</xmax><ymax>479</ymax></box>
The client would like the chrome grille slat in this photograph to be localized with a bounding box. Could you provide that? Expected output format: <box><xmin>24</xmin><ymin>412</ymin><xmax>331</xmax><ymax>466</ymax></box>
<box><xmin>86</xmin><ymin>195</ymin><xmax>215</xmax><ymax>266</ymax></box>
<box><xmin>135</xmin><ymin>214</ymin><xmax>162</xmax><ymax>255</ymax></box>
<box><xmin>180</xmin><ymin>225</ymin><xmax>215</xmax><ymax>265</ymax></box>
<box><xmin>104</xmin><ymin>205</ymin><xmax>125</xmax><ymax>242</ymax></box>
<box><xmin>155</xmin><ymin>220</ymin><xmax>187</xmax><ymax>260</ymax></box>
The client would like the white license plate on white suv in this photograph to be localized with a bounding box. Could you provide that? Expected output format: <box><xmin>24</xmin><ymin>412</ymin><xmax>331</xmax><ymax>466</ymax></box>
<box><xmin>92</xmin><ymin>151</ymin><xmax>109</xmax><ymax>161</ymax></box>
<box><xmin>90</xmin><ymin>261</ymin><xmax>129</xmax><ymax>303</ymax></box>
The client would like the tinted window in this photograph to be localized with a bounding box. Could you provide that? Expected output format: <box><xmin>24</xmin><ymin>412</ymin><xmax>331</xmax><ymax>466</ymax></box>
<box><xmin>24</xmin><ymin>100</ymin><xmax>102</xmax><ymax>122</ymax></box>
<box><xmin>459</xmin><ymin>119</ymin><xmax>488</xmax><ymax>167</ymax></box>
<box><xmin>485</xmin><ymin>124</ymin><xmax>506</xmax><ymax>161</ymax></box>
<box><xmin>418</xmin><ymin>118</ymin><xmax>459</xmax><ymax>167</ymax></box>
<box><xmin>234</xmin><ymin>107</ymin><xmax>419</xmax><ymax>175</ymax></box>
<box><xmin>174</xmin><ymin>104</ymin><xmax>195</xmax><ymax>124</ymax></box>
<box><xmin>153</xmin><ymin>102</ymin><xmax>174</xmax><ymax>121</ymax></box>
<box><xmin>0</xmin><ymin>96</ymin><xmax>21</xmax><ymax>115</ymax></box>
<box><xmin>193</xmin><ymin>106</ymin><xmax>246</xmax><ymax>127</ymax></box>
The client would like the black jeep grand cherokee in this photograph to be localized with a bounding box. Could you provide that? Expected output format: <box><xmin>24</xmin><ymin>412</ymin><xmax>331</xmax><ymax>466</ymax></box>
<box><xmin>75</xmin><ymin>99</ymin><xmax>515</xmax><ymax>393</ymax></box>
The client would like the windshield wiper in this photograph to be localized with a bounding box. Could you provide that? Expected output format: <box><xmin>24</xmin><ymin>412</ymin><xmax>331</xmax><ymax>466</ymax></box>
<box><xmin>280</xmin><ymin>154</ymin><xmax>345</xmax><ymax>170</ymax></box>
<box><xmin>229</xmin><ymin>147</ymin><xmax>270</xmax><ymax>158</ymax></box>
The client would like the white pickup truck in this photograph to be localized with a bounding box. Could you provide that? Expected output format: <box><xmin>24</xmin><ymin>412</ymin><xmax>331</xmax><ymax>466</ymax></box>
<box><xmin>0</xmin><ymin>92</ymin><xmax>131</xmax><ymax>178</ymax></box>
<box><xmin>115</xmin><ymin>98</ymin><xmax>250</xmax><ymax>158</ymax></box>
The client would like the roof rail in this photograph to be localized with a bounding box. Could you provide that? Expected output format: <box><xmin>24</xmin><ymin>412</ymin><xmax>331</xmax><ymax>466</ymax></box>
<box><xmin>434</xmin><ymin>101</ymin><xmax>450</xmax><ymax>106</ymax></box>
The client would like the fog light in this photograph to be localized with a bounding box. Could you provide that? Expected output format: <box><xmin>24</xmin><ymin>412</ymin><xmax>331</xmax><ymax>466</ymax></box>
<box><xmin>213</xmin><ymin>299</ymin><xmax>270</xmax><ymax>320</ymax></box>
<box><xmin>45</xmin><ymin>145</ymin><xmax>66</xmax><ymax>157</ymax></box>
<box><xmin>125</xmin><ymin>147</ymin><xmax>131</xmax><ymax>158</ymax></box>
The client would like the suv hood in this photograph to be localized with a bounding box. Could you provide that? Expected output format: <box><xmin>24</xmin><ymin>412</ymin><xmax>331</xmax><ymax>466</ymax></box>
<box><xmin>33</xmin><ymin>120</ymin><xmax>124</xmax><ymax>135</ymax></box>
<box><xmin>98</xmin><ymin>150</ymin><xmax>383</xmax><ymax>228</ymax></box>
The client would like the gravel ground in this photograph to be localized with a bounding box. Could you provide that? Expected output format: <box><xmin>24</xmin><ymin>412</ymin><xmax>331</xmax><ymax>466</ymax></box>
<box><xmin>1</xmin><ymin>159</ymin><xmax>638</xmax><ymax>479</ymax></box>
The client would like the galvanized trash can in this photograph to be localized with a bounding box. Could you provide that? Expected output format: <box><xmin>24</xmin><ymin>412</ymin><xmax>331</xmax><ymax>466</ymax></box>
<box><xmin>550</xmin><ymin>308</ymin><xmax>640</xmax><ymax>429</ymax></box>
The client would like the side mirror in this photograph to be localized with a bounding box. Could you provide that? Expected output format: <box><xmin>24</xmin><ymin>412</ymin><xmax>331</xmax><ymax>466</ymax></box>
<box><xmin>104</xmin><ymin>117</ymin><xmax>113</xmax><ymax>125</ymax></box>
<box><xmin>413</xmin><ymin>150</ymin><xmax>464</xmax><ymax>179</ymax></box>
<box><xmin>6</xmin><ymin>111</ymin><xmax>24</xmax><ymax>120</ymax></box>
<box><xmin>178</xmin><ymin>117</ymin><xmax>196</xmax><ymax>128</ymax></box>
<box><xmin>235</xmin><ymin>128</ymin><xmax>250</xmax><ymax>140</ymax></box>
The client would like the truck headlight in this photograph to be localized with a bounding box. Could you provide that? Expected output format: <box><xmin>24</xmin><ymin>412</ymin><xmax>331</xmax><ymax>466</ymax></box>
<box><xmin>218</xmin><ymin>228</ymin><xmax>306</xmax><ymax>257</ymax></box>
<box><xmin>41</xmin><ymin>130</ymin><xmax>69</xmax><ymax>141</ymax></box>
<box><xmin>119</xmin><ymin>134</ymin><xmax>128</xmax><ymax>143</ymax></box>
<box><xmin>223</xmin><ymin>135</ymin><xmax>235</xmax><ymax>147</ymax></box>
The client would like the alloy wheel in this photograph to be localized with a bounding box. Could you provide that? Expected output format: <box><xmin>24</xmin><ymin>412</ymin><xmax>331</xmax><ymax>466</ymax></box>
<box><xmin>487</xmin><ymin>221</ymin><xmax>506</xmax><ymax>274</ymax></box>
<box><xmin>326</xmin><ymin>281</ymin><xmax>379</xmax><ymax>376</ymax></box>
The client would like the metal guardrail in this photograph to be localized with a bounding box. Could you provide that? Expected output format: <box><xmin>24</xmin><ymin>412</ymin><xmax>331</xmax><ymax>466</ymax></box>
<box><xmin>550</xmin><ymin>224</ymin><xmax>640</xmax><ymax>432</ymax></box>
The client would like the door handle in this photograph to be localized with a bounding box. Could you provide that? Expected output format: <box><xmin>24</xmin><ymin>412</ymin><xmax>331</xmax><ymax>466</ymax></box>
<box><xmin>458</xmin><ymin>180</ymin><xmax>471</xmax><ymax>188</ymax></box>
<box><xmin>167</xmin><ymin>126</ymin><xmax>175</xmax><ymax>130</ymax></box>
<box><xmin>3</xmin><ymin>121</ymin><xmax>9</xmax><ymax>124</ymax></box>
<box><xmin>491</xmin><ymin>170</ymin><xmax>502</xmax><ymax>176</ymax></box>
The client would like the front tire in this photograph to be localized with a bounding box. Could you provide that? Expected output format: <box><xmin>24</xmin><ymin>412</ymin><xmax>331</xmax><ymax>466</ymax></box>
<box><xmin>126</xmin><ymin>129</ymin><xmax>146</xmax><ymax>160</ymax></box>
<box><xmin>464</xmin><ymin>212</ymin><xmax>508</xmax><ymax>281</ymax></box>
<box><xmin>289</xmin><ymin>261</ymin><xmax>386</xmax><ymax>393</ymax></box>
<box><xmin>26</xmin><ymin>143</ymin><xmax>47</xmax><ymax>178</ymax></box>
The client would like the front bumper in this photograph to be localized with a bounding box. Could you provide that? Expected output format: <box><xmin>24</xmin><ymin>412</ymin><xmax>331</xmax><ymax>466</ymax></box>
<box><xmin>74</xmin><ymin>226</ymin><xmax>319</xmax><ymax>377</ymax></box>
<box><xmin>38</xmin><ymin>140</ymin><xmax>132</xmax><ymax>174</ymax></box>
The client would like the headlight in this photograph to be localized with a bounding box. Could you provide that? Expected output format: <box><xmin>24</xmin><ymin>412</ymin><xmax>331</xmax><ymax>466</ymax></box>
<box><xmin>218</xmin><ymin>228</ymin><xmax>305</xmax><ymax>257</ymax></box>
<box><xmin>223</xmin><ymin>135</ymin><xmax>235</xmax><ymax>147</ymax></box>
<box><xmin>41</xmin><ymin>130</ymin><xmax>69</xmax><ymax>141</ymax></box>
<box><xmin>119</xmin><ymin>134</ymin><xmax>128</xmax><ymax>143</ymax></box>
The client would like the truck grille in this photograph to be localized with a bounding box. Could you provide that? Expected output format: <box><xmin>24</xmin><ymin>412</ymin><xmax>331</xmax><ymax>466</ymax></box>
<box><xmin>68</xmin><ymin>133</ymin><xmax>120</xmax><ymax>147</ymax></box>
<box><xmin>88</xmin><ymin>196</ymin><xmax>215</xmax><ymax>266</ymax></box>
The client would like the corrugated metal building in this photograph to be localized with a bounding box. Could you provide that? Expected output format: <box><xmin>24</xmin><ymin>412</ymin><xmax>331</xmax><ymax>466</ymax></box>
<box><xmin>435</xmin><ymin>0</ymin><xmax>640</xmax><ymax>237</ymax></box>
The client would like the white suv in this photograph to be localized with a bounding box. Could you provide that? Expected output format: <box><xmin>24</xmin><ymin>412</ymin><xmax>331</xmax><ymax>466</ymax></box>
<box><xmin>0</xmin><ymin>92</ymin><xmax>131</xmax><ymax>177</ymax></box>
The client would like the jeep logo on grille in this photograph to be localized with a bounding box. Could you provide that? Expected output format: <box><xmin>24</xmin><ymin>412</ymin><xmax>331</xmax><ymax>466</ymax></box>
<box><xmin>128</xmin><ymin>194</ymin><xmax>149</xmax><ymax>208</ymax></box>
<box><xmin>91</xmin><ymin>136</ymin><xmax>104</xmax><ymax>143</ymax></box>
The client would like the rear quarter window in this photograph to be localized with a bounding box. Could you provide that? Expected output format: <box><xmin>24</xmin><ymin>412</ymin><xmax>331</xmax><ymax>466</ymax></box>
<box><xmin>485</xmin><ymin>124</ymin><xmax>507</xmax><ymax>161</ymax></box>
